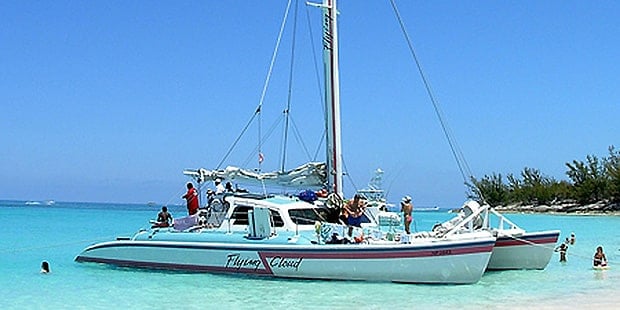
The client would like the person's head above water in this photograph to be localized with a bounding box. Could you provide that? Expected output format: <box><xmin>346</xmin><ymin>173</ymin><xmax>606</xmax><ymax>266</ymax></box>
<box><xmin>41</xmin><ymin>261</ymin><xmax>50</xmax><ymax>273</ymax></box>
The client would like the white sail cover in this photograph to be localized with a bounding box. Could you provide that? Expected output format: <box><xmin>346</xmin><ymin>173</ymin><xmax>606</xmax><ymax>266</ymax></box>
<box><xmin>183</xmin><ymin>162</ymin><xmax>327</xmax><ymax>190</ymax></box>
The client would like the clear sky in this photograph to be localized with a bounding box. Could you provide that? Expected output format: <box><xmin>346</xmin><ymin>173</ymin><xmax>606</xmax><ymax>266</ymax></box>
<box><xmin>1</xmin><ymin>1</ymin><xmax>618</xmax><ymax>207</ymax></box>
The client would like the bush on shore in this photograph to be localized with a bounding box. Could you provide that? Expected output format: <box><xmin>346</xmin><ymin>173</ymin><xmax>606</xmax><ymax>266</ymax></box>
<box><xmin>469</xmin><ymin>146</ymin><xmax>620</xmax><ymax>208</ymax></box>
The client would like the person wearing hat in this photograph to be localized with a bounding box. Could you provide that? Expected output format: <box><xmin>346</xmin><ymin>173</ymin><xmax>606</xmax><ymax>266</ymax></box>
<box><xmin>214</xmin><ymin>178</ymin><xmax>225</xmax><ymax>195</ymax></box>
<box><xmin>401</xmin><ymin>195</ymin><xmax>414</xmax><ymax>234</ymax></box>
<box><xmin>206</xmin><ymin>188</ymin><xmax>215</xmax><ymax>204</ymax></box>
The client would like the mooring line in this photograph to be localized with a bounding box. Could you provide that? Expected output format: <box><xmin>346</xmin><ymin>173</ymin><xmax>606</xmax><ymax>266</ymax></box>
<box><xmin>501</xmin><ymin>233</ymin><xmax>614</xmax><ymax>267</ymax></box>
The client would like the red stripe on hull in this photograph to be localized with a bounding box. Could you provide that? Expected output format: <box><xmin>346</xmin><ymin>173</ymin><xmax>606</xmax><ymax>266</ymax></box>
<box><xmin>495</xmin><ymin>237</ymin><xmax>558</xmax><ymax>247</ymax></box>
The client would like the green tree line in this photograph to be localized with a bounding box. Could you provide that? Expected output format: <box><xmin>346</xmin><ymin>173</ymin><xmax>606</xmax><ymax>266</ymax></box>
<box><xmin>469</xmin><ymin>146</ymin><xmax>620</xmax><ymax>206</ymax></box>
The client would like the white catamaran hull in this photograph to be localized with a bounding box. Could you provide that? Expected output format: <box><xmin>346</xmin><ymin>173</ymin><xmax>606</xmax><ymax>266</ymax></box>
<box><xmin>76</xmin><ymin>233</ymin><xmax>496</xmax><ymax>284</ymax></box>
<box><xmin>440</xmin><ymin>201</ymin><xmax>561</xmax><ymax>271</ymax></box>
<box><xmin>487</xmin><ymin>230</ymin><xmax>560</xmax><ymax>270</ymax></box>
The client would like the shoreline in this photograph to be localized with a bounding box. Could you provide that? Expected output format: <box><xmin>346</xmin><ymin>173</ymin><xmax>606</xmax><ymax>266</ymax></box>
<box><xmin>492</xmin><ymin>201</ymin><xmax>620</xmax><ymax>215</ymax></box>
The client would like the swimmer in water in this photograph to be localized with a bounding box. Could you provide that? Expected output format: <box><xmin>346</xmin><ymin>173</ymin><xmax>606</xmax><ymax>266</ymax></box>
<box><xmin>41</xmin><ymin>261</ymin><xmax>50</xmax><ymax>274</ymax></box>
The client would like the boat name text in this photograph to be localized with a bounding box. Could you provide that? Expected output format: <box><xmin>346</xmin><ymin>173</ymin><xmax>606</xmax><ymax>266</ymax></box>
<box><xmin>269</xmin><ymin>256</ymin><xmax>303</xmax><ymax>271</ymax></box>
<box><xmin>225</xmin><ymin>253</ymin><xmax>261</xmax><ymax>271</ymax></box>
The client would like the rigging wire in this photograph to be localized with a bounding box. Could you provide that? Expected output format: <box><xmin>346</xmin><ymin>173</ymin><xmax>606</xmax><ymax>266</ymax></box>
<box><xmin>214</xmin><ymin>1</ymin><xmax>327</xmax><ymax>194</ymax></box>
<box><xmin>384</xmin><ymin>166</ymin><xmax>405</xmax><ymax>201</ymax></box>
<box><xmin>289</xmin><ymin>115</ymin><xmax>314</xmax><ymax>162</ymax></box>
<box><xmin>313</xmin><ymin>132</ymin><xmax>326</xmax><ymax>162</ymax></box>
<box><xmin>389</xmin><ymin>0</ymin><xmax>476</xmax><ymax>194</ymax></box>
<box><xmin>216</xmin><ymin>110</ymin><xmax>259</xmax><ymax>170</ymax></box>
<box><xmin>216</xmin><ymin>0</ymin><xmax>293</xmax><ymax>173</ymax></box>
<box><xmin>342</xmin><ymin>157</ymin><xmax>358</xmax><ymax>194</ymax></box>
<box><xmin>281</xmin><ymin>0</ymin><xmax>300</xmax><ymax>172</ymax></box>
<box><xmin>164</xmin><ymin>184</ymin><xmax>192</xmax><ymax>208</ymax></box>
<box><xmin>243</xmin><ymin>116</ymin><xmax>284</xmax><ymax>168</ymax></box>
<box><xmin>258</xmin><ymin>0</ymin><xmax>293</xmax><ymax>173</ymax></box>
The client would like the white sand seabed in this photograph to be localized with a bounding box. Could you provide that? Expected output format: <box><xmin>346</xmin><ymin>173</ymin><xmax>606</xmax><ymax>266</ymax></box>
<box><xmin>514</xmin><ymin>282</ymin><xmax>619</xmax><ymax>309</ymax></box>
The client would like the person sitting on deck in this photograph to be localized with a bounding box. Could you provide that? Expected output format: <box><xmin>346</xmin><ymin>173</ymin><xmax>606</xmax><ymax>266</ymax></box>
<box><xmin>593</xmin><ymin>246</ymin><xmax>607</xmax><ymax>267</ymax></box>
<box><xmin>152</xmin><ymin>206</ymin><xmax>173</xmax><ymax>228</ymax></box>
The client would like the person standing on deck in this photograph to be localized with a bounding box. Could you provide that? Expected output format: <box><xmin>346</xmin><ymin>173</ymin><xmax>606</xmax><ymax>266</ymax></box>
<box><xmin>344</xmin><ymin>194</ymin><xmax>365</xmax><ymax>237</ymax></box>
<box><xmin>182</xmin><ymin>182</ymin><xmax>199</xmax><ymax>215</ymax></box>
<box><xmin>225</xmin><ymin>181</ymin><xmax>235</xmax><ymax>193</ymax></box>
<box><xmin>401</xmin><ymin>196</ymin><xmax>413</xmax><ymax>234</ymax></box>
<box><xmin>214</xmin><ymin>178</ymin><xmax>225</xmax><ymax>195</ymax></box>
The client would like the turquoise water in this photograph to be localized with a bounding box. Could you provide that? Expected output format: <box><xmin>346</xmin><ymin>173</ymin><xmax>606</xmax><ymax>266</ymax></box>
<box><xmin>1</xmin><ymin>200</ymin><xmax>618</xmax><ymax>309</ymax></box>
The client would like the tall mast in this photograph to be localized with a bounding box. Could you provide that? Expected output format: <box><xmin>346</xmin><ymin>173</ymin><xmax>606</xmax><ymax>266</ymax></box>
<box><xmin>322</xmin><ymin>0</ymin><xmax>343</xmax><ymax>197</ymax></box>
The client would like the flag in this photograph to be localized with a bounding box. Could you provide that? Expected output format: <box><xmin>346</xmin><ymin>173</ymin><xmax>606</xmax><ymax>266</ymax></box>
<box><xmin>258</xmin><ymin>152</ymin><xmax>264</xmax><ymax>164</ymax></box>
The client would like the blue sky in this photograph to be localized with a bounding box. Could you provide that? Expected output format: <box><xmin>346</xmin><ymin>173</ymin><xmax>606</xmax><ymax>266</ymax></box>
<box><xmin>1</xmin><ymin>1</ymin><xmax>618</xmax><ymax>207</ymax></box>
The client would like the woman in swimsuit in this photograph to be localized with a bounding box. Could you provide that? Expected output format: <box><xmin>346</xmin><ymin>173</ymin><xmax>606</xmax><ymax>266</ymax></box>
<box><xmin>400</xmin><ymin>196</ymin><xmax>413</xmax><ymax>234</ymax></box>
<box><xmin>593</xmin><ymin>246</ymin><xmax>607</xmax><ymax>267</ymax></box>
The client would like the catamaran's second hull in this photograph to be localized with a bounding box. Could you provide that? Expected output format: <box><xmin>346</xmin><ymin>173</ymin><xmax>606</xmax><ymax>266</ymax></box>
<box><xmin>76</xmin><ymin>232</ymin><xmax>495</xmax><ymax>284</ymax></box>
<box><xmin>487</xmin><ymin>230</ymin><xmax>560</xmax><ymax>270</ymax></box>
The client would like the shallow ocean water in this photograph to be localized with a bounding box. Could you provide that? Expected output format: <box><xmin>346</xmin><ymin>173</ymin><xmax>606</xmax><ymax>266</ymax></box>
<box><xmin>1</xmin><ymin>200</ymin><xmax>618</xmax><ymax>309</ymax></box>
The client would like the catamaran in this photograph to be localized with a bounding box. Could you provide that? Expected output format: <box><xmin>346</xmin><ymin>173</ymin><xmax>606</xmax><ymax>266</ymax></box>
<box><xmin>433</xmin><ymin>200</ymin><xmax>560</xmax><ymax>270</ymax></box>
<box><xmin>76</xmin><ymin>0</ymin><xmax>496</xmax><ymax>284</ymax></box>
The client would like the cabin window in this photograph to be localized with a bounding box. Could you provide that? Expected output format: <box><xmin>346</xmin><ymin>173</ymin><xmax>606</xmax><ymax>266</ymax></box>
<box><xmin>288</xmin><ymin>208</ymin><xmax>331</xmax><ymax>225</ymax></box>
<box><xmin>269</xmin><ymin>210</ymin><xmax>284</xmax><ymax>227</ymax></box>
<box><xmin>231</xmin><ymin>206</ymin><xmax>251</xmax><ymax>225</ymax></box>
<box><xmin>230</xmin><ymin>205</ymin><xmax>284</xmax><ymax>227</ymax></box>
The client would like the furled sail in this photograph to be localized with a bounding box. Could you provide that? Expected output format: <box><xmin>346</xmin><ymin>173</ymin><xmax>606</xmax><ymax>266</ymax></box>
<box><xmin>183</xmin><ymin>162</ymin><xmax>327</xmax><ymax>190</ymax></box>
